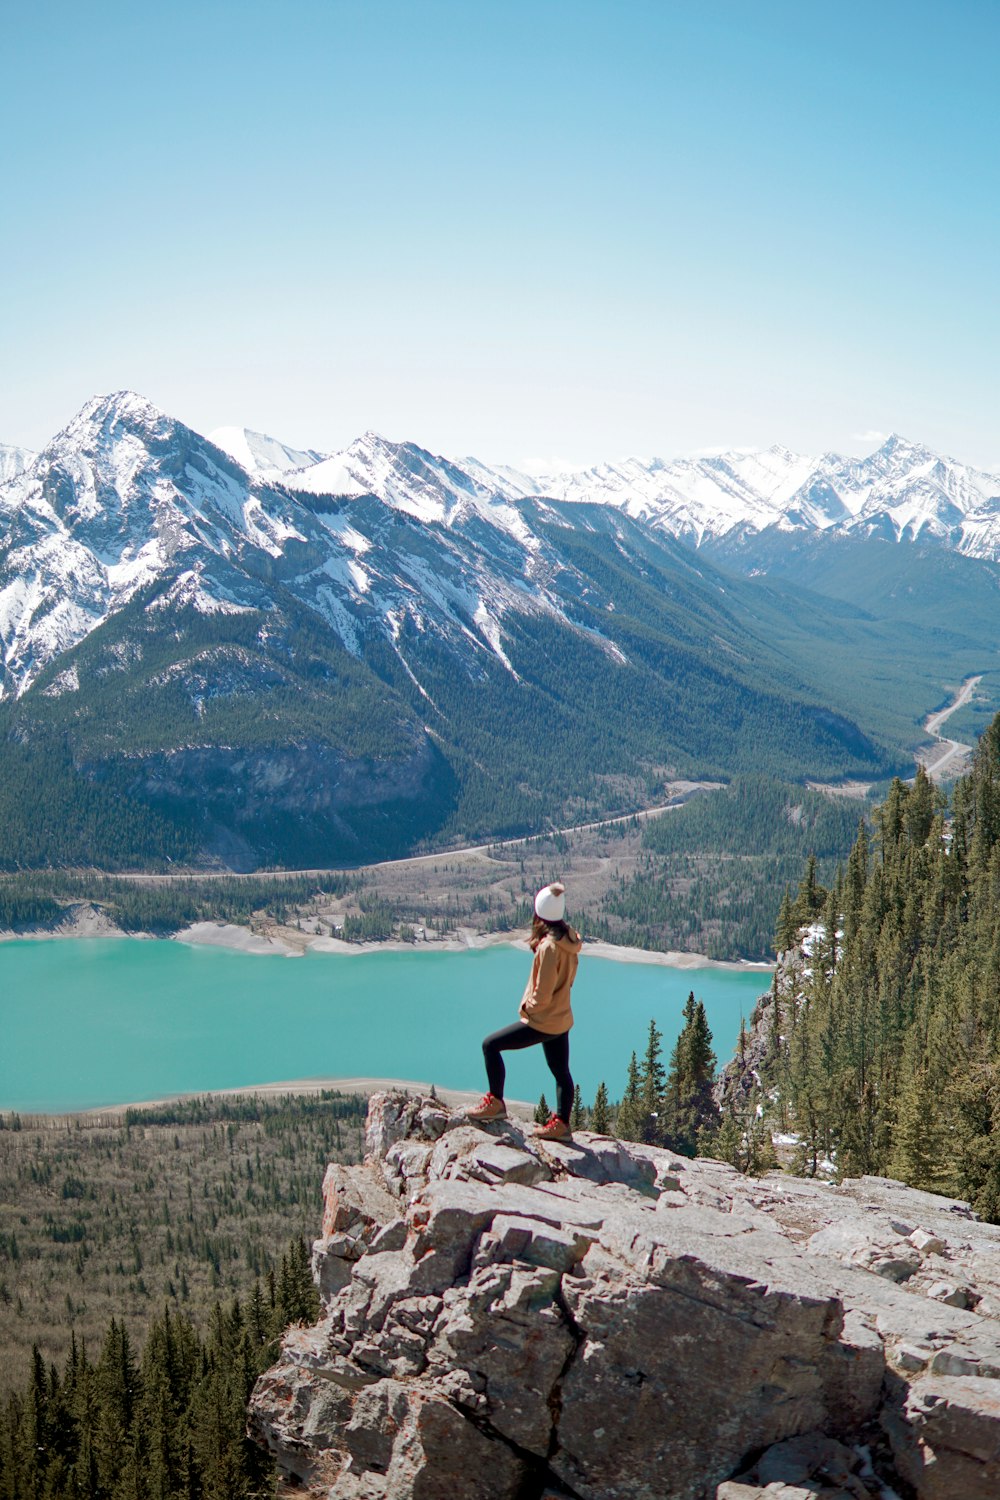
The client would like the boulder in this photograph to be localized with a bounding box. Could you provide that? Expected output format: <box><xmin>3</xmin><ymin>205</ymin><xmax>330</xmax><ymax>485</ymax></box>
<box><xmin>883</xmin><ymin>1373</ymin><xmax>1000</xmax><ymax>1499</ymax></box>
<box><xmin>314</xmin><ymin>1163</ymin><xmax>401</xmax><ymax>1303</ymax></box>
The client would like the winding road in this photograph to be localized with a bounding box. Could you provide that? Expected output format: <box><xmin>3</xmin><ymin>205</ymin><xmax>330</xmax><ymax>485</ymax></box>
<box><xmin>89</xmin><ymin>780</ymin><xmax>724</xmax><ymax>885</ymax></box>
<box><xmin>918</xmin><ymin>675</ymin><xmax>982</xmax><ymax>781</ymax></box>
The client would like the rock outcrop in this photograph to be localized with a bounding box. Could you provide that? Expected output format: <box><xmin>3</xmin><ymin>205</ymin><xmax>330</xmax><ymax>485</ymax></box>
<box><xmin>250</xmin><ymin>1091</ymin><xmax>1000</xmax><ymax>1499</ymax></box>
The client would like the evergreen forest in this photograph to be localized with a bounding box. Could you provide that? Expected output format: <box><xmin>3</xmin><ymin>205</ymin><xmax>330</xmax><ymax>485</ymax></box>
<box><xmin>0</xmin><ymin>1257</ymin><xmax>318</xmax><ymax>1500</ymax></box>
<box><xmin>0</xmin><ymin>506</ymin><xmax>949</xmax><ymax>872</ymax></box>
<box><xmin>0</xmin><ymin>1094</ymin><xmax>367</xmax><ymax>1496</ymax></box>
<box><xmin>726</xmin><ymin>713</ymin><xmax>1000</xmax><ymax>1219</ymax></box>
<box><xmin>0</xmin><ymin>1095</ymin><xmax>366</xmax><ymax>1392</ymax></box>
<box><xmin>582</xmin><ymin>778</ymin><xmax>866</xmax><ymax>959</ymax></box>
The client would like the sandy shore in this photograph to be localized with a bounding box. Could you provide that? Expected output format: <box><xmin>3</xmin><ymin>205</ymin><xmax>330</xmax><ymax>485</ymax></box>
<box><xmin>582</xmin><ymin>940</ymin><xmax>772</xmax><ymax>973</ymax></box>
<box><xmin>173</xmin><ymin>922</ymin><xmax>772</xmax><ymax>972</ymax></box>
<box><xmin>2</xmin><ymin>911</ymin><xmax>772</xmax><ymax>974</ymax></box>
<box><xmin>173</xmin><ymin>921</ymin><xmax>301</xmax><ymax>956</ymax></box>
<box><xmin>305</xmin><ymin>927</ymin><xmax>526</xmax><ymax>958</ymax></box>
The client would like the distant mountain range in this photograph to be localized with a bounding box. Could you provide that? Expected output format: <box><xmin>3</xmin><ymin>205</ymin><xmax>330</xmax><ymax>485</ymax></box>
<box><xmin>210</xmin><ymin>423</ymin><xmax>1000</xmax><ymax>558</ymax></box>
<box><xmin>0</xmin><ymin>394</ymin><xmax>997</xmax><ymax>869</ymax></box>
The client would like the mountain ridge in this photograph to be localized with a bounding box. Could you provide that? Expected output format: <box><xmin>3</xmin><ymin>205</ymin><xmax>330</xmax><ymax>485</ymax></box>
<box><xmin>207</xmin><ymin>411</ymin><xmax>1000</xmax><ymax>558</ymax></box>
<box><xmin>0</xmin><ymin>392</ymin><xmax>996</xmax><ymax>869</ymax></box>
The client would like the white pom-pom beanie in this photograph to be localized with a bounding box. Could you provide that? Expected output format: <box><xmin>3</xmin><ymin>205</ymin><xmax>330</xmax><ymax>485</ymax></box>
<box><xmin>534</xmin><ymin>882</ymin><xmax>566</xmax><ymax>922</ymax></box>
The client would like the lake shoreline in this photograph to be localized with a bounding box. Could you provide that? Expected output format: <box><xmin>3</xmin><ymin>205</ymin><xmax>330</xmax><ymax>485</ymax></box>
<box><xmin>1</xmin><ymin>911</ymin><xmax>774</xmax><ymax>974</ymax></box>
<box><xmin>17</xmin><ymin>1077</ymin><xmax>538</xmax><ymax>1126</ymax></box>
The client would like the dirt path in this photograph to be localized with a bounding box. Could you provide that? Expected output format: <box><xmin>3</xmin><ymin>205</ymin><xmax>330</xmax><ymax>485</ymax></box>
<box><xmin>918</xmin><ymin>675</ymin><xmax>982</xmax><ymax>781</ymax></box>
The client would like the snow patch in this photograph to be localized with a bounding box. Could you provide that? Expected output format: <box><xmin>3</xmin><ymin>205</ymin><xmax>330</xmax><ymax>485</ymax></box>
<box><xmin>41</xmin><ymin>664</ymin><xmax>80</xmax><ymax>696</ymax></box>
<box><xmin>473</xmin><ymin>600</ymin><xmax>518</xmax><ymax>677</ymax></box>
<box><xmin>145</xmin><ymin>570</ymin><xmax>255</xmax><ymax>615</ymax></box>
<box><xmin>348</xmin><ymin>560</ymin><xmax>371</xmax><ymax>594</ymax></box>
<box><xmin>208</xmin><ymin>426</ymin><xmax>326</xmax><ymax>479</ymax></box>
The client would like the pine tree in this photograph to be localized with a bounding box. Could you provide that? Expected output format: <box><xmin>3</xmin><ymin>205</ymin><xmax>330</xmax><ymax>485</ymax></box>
<box><xmin>744</xmin><ymin>1111</ymin><xmax>777</xmax><ymax>1176</ymax></box>
<box><xmin>887</xmin><ymin>1059</ymin><xmax>943</xmax><ymax>1192</ymax></box>
<box><xmin>277</xmin><ymin>1240</ymin><xmax>319</xmax><ymax>1327</ymax></box>
<box><xmin>663</xmin><ymin>994</ymin><xmax>719</xmax><ymax>1157</ymax></box>
<box><xmin>791</xmin><ymin>854</ymin><xmax>826</xmax><ymax>928</ymax></box>
<box><xmin>534</xmin><ymin>1093</ymin><xmax>550</xmax><ymax>1125</ymax></box>
<box><xmin>95</xmin><ymin>1319</ymin><xmax>140</xmax><ymax>1498</ymax></box>
<box><xmin>615</xmin><ymin>1053</ymin><xmax>644</xmax><ymax>1142</ymax></box>
<box><xmin>711</xmin><ymin>1100</ymin><xmax>744</xmax><ymax>1170</ymax></box>
<box><xmin>905</xmin><ymin>764</ymin><xmax>938</xmax><ymax>848</ymax></box>
<box><xmin>639</xmin><ymin>1018</ymin><xmax>665</xmax><ymax>1144</ymax></box>
<box><xmin>775</xmin><ymin>887</ymin><xmax>798</xmax><ymax>952</ymax></box>
<box><xmin>571</xmin><ymin>1086</ymin><xmax>584</xmax><ymax>1130</ymax></box>
<box><xmin>591</xmin><ymin>1082</ymin><xmax>610</xmax><ymax>1134</ymax></box>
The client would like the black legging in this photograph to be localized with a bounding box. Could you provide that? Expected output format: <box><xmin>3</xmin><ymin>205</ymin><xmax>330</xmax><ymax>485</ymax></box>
<box><xmin>483</xmin><ymin>1022</ymin><xmax>574</xmax><ymax>1125</ymax></box>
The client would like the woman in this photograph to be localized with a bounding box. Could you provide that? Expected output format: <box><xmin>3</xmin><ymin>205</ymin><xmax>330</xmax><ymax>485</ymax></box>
<box><xmin>468</xmin><ymin>882</ymin><xmax>582</xmax><ymax>1140</ymax></box>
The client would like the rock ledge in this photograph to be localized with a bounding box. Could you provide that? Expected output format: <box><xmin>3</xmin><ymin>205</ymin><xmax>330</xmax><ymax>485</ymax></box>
<box><xmin>250</xmin><ymin>1091</ymin><xmax>1000</xmax><ymax>1499</ymax></box>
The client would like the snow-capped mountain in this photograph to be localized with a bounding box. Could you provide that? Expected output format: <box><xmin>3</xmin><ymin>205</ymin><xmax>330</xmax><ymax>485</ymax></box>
<box><xmin>0</xmin><ymin>443</ymin><xmax>35</xmax><ymax>484</ymax></box>
<box><xmin>0</xmin><ymin>394</ymin><xmax>615</xmax><ymax>698</ymax></box>
<box><xmin>3</xmin><ymin>392</ymin><xmax>999</xmax><ymax>703</ymax></box>
<box><xmin>0</xmin><ymin>393</ymin><xmax>311</xmax><ymax>694</ymax></box>
<box><xmin>468</xmin><ymin>446</ymin><xmax>825</xmax><ymax>542</ymax></box>
<box><xmin>452</xmin><ymin>437</ymin><xmax>1000</xmax><ymax>554</ymax></box>
<box><xmin>208</xmin><ymin>426</ymin><xmax>327</xmax><ymax>481</ymax></box>
<box><xmin>212</xmin><ymin>424</ymin><xmax>1000</xmax><ymax>558</ymax></box>
<box><xmin>4</xmin><ymin>390</ymin><xmax>997</xmax><ymax>869</ymax></box>
<box><xmin>281</xmin><ymin>432</ymin><xmax>507</xmax><ymax>523</ymax></box>
<box><xmin>776</xmin><ymin>436</ymin><xmax>1000</xmax><ymax>553</ymax></box>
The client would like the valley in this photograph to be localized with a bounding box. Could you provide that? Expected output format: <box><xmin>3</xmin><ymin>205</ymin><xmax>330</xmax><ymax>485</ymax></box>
<box><xmin>0</xmin><ymin>774</ymin><xmax>869</xmax><ymax>963</ymax></box>
<box><xmin>0</xmin><ymin>1091</ymin><xmax>366</xmax><ymax>1393</ymax></box>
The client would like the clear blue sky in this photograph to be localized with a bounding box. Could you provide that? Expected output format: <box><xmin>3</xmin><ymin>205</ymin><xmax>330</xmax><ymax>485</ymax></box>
<box><xmin>4</xmin><ymin>0</ymin><xmax>998</xmax><ymax>467</ymax></box>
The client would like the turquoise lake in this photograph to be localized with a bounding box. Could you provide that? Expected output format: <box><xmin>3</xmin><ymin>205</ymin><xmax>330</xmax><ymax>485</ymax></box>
<box><xmin>0</xmin><ymin>939</ymin><xmax>771</xmax><ymax>1115</ymax></box>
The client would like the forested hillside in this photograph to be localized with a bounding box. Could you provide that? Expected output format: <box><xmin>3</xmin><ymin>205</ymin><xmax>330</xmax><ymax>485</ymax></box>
<box><xmin>0</xmin><ymin>871</ymin><xmax>358</xmax><ymax>934</ymax></box>
<box><xmin>582</xmin><ymin>778</ymin><xmax>866</xmax><ymax>959</ymax></box>
<box><xmin>0</xmin><ymin>780</ymin><xmax>864</xmax><ymax>960</ymax></box>
<box><xmin>0</xmin><ymin>519</ymin><xmax>904</xmax><ymax>871</ymax></box>
<box><xmin>731</xmin><ymin>716</ymin><xmax>1000</xmax><ymax>1218</ymax></box>
<box><xmin>9</xmin><ymin>391</ymin><xmax>992</xmax><ymax>872</ymax></box>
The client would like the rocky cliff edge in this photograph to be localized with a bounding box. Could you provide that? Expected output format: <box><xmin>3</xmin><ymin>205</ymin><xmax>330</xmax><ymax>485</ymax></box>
<box><xmin>250</xmin><ymin>1091</ymin><xmax>1000</xmax><ymax>1499</ymax></box>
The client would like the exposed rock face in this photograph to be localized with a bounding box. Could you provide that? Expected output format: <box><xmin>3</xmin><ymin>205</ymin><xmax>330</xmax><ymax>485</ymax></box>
<box><xmin>250</xmin><ymin>1091</ymin><xmax>1000</xmax><ymax>1499</ymax></box>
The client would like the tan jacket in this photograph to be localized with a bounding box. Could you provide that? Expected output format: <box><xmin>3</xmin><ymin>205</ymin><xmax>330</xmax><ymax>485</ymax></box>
<box><xmin>518</xmin><ymin>927</ymin><xmax>582</xmax><ymax>1034</ymax></box>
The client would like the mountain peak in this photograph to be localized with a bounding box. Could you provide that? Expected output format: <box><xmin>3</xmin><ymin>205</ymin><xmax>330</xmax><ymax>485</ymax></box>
<box><xmin>57</xmin><ymin>391</ymin><xmax>171</xmax><ymax>451</ymax></box>
<box><xmin>350</xmin><ymin>430</ymin><xmax>418</xmax><ymax>460</ymax></box>
<box><xmin>0</xmin><ymin>443</ymin><xmax>36</xmax><ymax>484</ymax></box>
<box><xmin>75</xmin><ymin>390</ymin><xmax>164</xmax><ymax>426</ymax></box>
<box><xmin>877</xmin><ymin>432</ymin><xmax>924</xmax><ymax>458</ymax></box>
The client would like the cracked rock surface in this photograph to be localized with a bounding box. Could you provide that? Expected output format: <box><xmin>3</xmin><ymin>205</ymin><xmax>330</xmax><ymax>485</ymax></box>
<box><xmin>249</xmin><ymin>1091</ymin><xmax>1000</xmax><ymax>1499</ymax></box>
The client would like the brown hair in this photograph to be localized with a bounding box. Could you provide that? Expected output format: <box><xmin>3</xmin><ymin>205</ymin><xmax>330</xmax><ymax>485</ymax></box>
<box><xmin>530</xmin><ymin>914</ymin><xmax>571</xmax><ymax>950</ymax></box>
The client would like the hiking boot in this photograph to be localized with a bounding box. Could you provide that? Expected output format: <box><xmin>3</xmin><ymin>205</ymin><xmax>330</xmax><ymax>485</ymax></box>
<box><xmin>534</xmin><ymin>1114</ymin><xmax>572</xmax><ymax>1141</ymax></box>
<box><xmin>467</xmin><ymin>1092</ymin><xmax>507</xmax><ymax>1121</ymax></box>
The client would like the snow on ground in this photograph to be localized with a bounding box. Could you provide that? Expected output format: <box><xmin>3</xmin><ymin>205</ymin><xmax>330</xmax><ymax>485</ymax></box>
<box><xmin>473</xmin><ymin>599</ymin><xmax>517</xmax><ymax>676</ymax></box>
<box><xmin>207</xmin><ymin>426</ymin><xmax>327</xmax><ymax>478</ymax></box>
<box><xmin>41</xmin><ymin>665</ymin><xmax>80</xmax><ymax>696</ymax></box>
<box><xmin>799</xmin><ymin>922</ymin><xmax>826</xmax><ymax>958</ymax></box>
